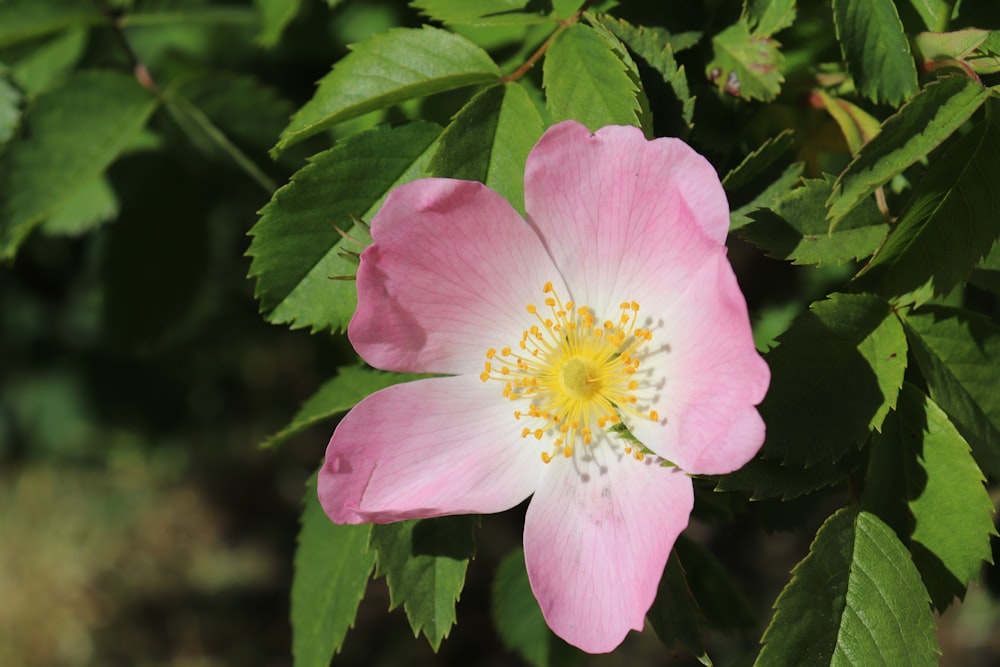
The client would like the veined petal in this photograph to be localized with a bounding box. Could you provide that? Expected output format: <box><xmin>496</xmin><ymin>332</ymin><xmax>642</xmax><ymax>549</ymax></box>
<box><xmin>629</xmin><ymin>253</ymin><xmax>769</xmax><ymax>475</ymax></box>
<box><xmin>351</xmin><ymin>178</ymin><xmax>563</xmax><ymax>375</ymax></box>
<box><xmin>523</xmin><ymin>121</ymin><xmax>728</xmax><ymax>316</ymax></box>
<box><xmin>523</xmin><ymin>456</ymin><xmax>693</xmax><ymax>653</ymax></box>
<box><xmin>318</xmin><ymin>374</ymin><xmax>543</xmax><ymax>524</ymax></box>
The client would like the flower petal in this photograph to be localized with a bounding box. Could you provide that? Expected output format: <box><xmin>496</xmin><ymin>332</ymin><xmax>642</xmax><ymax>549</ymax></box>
<box><xmin>523</xmin><ymin>456</ymin><xmax>694</xmax><ymax>653</ymax></box>
<box><xmin>318</xmin><ymin>374</ymin><xmax>544</xmax><ymax>524</ymax></box>
<box><xmin>523</xmin><ymin>121</ymin><xmax>728</xmax><ymax>316</ymax></box>
<box><xmin>351</xmin><ymin>178</ymin><xmax>563</xmax><ymax>375</ymax></box>
<box><xmin>629</xmin><ymin>253</ymin><xmax>769</xmax><ymax>475</ymax></box>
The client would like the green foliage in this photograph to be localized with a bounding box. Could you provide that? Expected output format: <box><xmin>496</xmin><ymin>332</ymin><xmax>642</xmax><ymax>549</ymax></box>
<box><xmin>292</xmin><ymin>475</ymin><xmax>375</xmax><ymax>667</ymax></box>
<box><xmin>756</xmin><ymin>508</ymin><xmax>939</xmax><ymax>666</ymax></box>
<box><xmin>543</xmin><ymin>23</ymin><xmax>641</xmax><ymax>131</ymax></box>
<box><xmin>370</xmin><ymin>516</ymin><xmax>477</xmax><ymax>651</ymax></box>
<box><xmin>723</xmin><ymin>130</ymin><xmax>803</xmax><ymax>230</ymax></box>
<box><xmin>827</xmin><ymin>76</ymin><xmax>990</xmax><ymax>225</ymax></box>
<box><xmin>249</xmin><ymin>122</ymin><xmax>441</xmax><ymax>333</ymax></box>
<box><xmin>491</xmin><ymin>548</ymin><xmax>578</xmax><ymax>667</ymax></box>
<box><xmin>0</xmin><ymin>70</ymin><xmax>157</xmax><ymax>259</ymax></box>
<box><xmin>755</xmin><ymin>293</ymin><xmax>907</xmax><ymax>465</ymax></box>
<box><xmin>254</xmin><ymin>0</ymin><xmax>301</xmax><ymax>46</ymax></box>
<box><xmin>864</xmin><ymin>384</ymin><xmax>995</xmax><ymax>611</ymax></box>
<box><xmin>743</xmin><ymin>0</ymin><xmax>797</xmax><ymax>36</ymax></box>
<box><xmin>275</xmin><ymin>26</ymin><xmax>502</xmax><ymax>153</ymax></box>
<box><xmin>0</xmin><ymin>0</ymin><xmax>102</xmax><ymax>47</ymax></box>
<box><xmin>902</xmin><ymin>305</ymin><xmax>1000</xmax><ymax>477</ymax></box>
<box><xmin>706</xmin><ymin>21</ymin><xmax>784</xmax><ymax>101</ymax></box>
<box><xmin>647</xmin><ymin>550</ymin><xmax>712</xmax><ymax>665</ymax></box>
<box><xmin>832</xmin><ymin>0</ymin><xmax>918</xmax><ymax>105</ymax></box>
<box><xmin>410</xmin><ymin>0</ymin><xmax>552</xmax><ymax>26</ymax></box>
<box><xmin>856</xmin><ymin>99</ymin><xmax>1000</xmax><ymax>305</ymax></box>
<box><xmin>261</xmin><ymin>365</ymin><xmax>430</xmax><ymax>449</ymax></box>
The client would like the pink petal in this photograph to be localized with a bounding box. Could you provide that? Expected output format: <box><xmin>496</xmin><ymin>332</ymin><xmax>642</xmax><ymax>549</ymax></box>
<box><xmin>523</xmin><ymin>455</ymin><xmax>694</xmax><ymax>653</ymax></box>
<box><xmin>318</xmin><ymin>374</ymin><xmax>544</xmax><ymax>524</ymax></box>
<box><xmin>523</xmin><ymin>121</ymin><xmax>729</xmax><ymax>316</ymax></box>
<box><xmin>350</xmin><ymin>178</ymin><xmax>564</xmax><ymax>375</ymax></box>
<box><xmin>629</xmin><ymin>253</ymin><xmax>769</xmax><ymax>475</ymax></box>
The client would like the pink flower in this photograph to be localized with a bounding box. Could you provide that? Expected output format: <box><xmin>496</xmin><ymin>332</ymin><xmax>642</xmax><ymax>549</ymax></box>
<box><xmin>318</xmin><ymin>120</ymin><xmax>769</xmax><ymax>653</ymax></box>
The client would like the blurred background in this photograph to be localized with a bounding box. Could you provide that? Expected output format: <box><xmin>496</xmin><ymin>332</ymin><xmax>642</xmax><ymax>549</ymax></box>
<box><xmin>2</xmin><ymin>1</ymin><xmax>999</xmax><ymax>665</ymax></box>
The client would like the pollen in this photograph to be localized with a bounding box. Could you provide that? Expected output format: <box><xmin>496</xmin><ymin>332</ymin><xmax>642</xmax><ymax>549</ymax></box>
<box><xmin>480</xmin><ymin>283</ymin><xmax>658</xmax><ymax>464</ymax></box>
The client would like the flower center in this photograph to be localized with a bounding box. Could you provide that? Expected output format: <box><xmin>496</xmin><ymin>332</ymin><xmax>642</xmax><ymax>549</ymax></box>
<box><xmin>479</xmin><ymin>282</ymin><xmax>659</xmax><ymax>464</ymax></box>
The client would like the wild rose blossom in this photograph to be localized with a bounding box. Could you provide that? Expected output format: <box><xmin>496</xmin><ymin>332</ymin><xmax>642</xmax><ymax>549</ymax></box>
<box><xmin>318</xmin><ymin>120</ymin><xmax>769</xmax><ymax>653</ymax></box>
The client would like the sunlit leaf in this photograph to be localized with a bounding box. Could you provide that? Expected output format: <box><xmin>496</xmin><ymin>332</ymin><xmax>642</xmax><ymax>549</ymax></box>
<box><xmin>908</xmin><ymin>0</ymin><xmax>952</xmax><ymax>31</ymax></box>
<box><xmin>8</xmin><ymin>26</ymin><xmax>88</xmax><ymax>96</ymax></box>
<box><xmin>292</xmin><ymin>474</ymin><xmax>374</xmax><ymax>667</ymax></box>
<box><xmin>755</xmin><ymin>508</ymin><xmax>938</xmax><ymax>666</ymax></box>
<box><xmin>275</xmin><ymin>26</ymin><xmax>500</xmax><ymax>153</ymax></box>
<box><xmin>370</xmin><ymin>516</ymin><xmax>477</xmax><ymax>651</ymax></box>
<box><xmin>743</xmin><ymin>0</ymin><xmax>797</xmax><ymax>36</ymax></box>
<box><xmin>249</xmin><ymin>122</ymin><xmax>441</xmax><ymax>333</ymax></box>
<box><xmin>410</xmin><ymin>0</ymin><xmax>551</xmax><ymax>25</ymax></box>
<box><xmin>40</xmin><ymin>175</ymin><xmax>117</xmax><ymax>237</ymax></box>
<box><xmin>723</xmin><ymin>130</ymin><xmax>803</xmax><ymax>230</ymax></box>
<box><xmin>832</xmin><ymin>0</ymin><xmax>918</xmax><ymax>104</ymax></box>
<box><xmin>706</xmin><ymin>21</ymin><xmax>784</xmax><ymax>101</ymax></box>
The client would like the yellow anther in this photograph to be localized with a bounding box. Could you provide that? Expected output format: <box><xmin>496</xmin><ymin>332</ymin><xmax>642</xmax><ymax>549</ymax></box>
<box><xmin>541</xmin><ymin>451</ymin><xmax>553</xmax><ymax>463</ymax></box>
<box><xmin>543</xmin><ymin>281</ymin><xmax>553</xmax><ymax>292</ymax></box>
<box><xmin>650</xmin><ymin>410</ymin><xmax>660</xmax><ymax>421</ymax></box>
<box><xmin>545</xmin><ymin>297</ymin><xmax>556</xmax><ymax>307</ymax></box>
<box><xmin>479</xmin><ymin>372</ymin><xmax>489</xmax><ymax>382</ymax></box>
<box><xmin>486</xmin><ymin>348</ymin><xmax>496</xmax><ymax>359</ymax></box>
<box><xmin>526</xmin><ymin>304</ymin><xmax>537</xmax><ymax>314</ymax></box>
<box><xmin>563</xmin><ymin>445</ymin><xmax>573</xmax><ymax>458</ymax></box>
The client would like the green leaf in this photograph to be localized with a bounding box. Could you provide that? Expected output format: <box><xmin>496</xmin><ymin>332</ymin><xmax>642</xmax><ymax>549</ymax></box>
<box><xmin>756</xmin><ymin>293</ymin><xmax>907</xmax><ymax>465</ymax></box>
<box><xmin>716</xmin><ymin>449</ymin><xmax>858</xmax><ymax>500</ymax></box>
<box><xmin>812</xmin><ymin>89</ymin><xmax>881</xmax><ymax>155</ymax></box>
<box><xmin>0</xmin><ymin>68</ymin><xmax>21</xmax><ymax>144</ymax></box>
<box><xmin>370</xmin><ymin>516</ymin><xmax>477</xmax><ymax>651</ymax></box>
<box><xmin>491</xmin><ymin>548</ymin><xmax>577</xmax><ymax>667</ymax></box>
<box><xmin>275</xmin><ymin>26</ymin><xmax>501</xmax><ymax>154</ymax></box>
<box><xmin>593</xmin><ymin>14</ymin><xmax>696</xmax><ymax>131</ymax></box>
<box><xmin>0</xmin><ymin>0</ymin><xmax>102</xmax><ymax>48</ymax></box>
<box><xmin>648</xmin><ymin>550</ymin><xmax>712</xmax><ymax>665</ymax></box>
<box><xmin>40</xmin><ymin>174</ymin><xmax>117</xmax><ymax>237</ymax></box>
<box><xmin>260</xmin><ymin>365</ymin><xmax>430</xmax><ymax>449</ymax></box>
<box><xmin>248</xmin><ymin>122</ymin><xmax>441</xmax><ymax>334</ymax></box>
<box><xmin>827</xmin><ymin>76</ymin><xmax>990</xmax><ymax>225</ymax></box>
<box><xmin>543</xmin><ymin>23</ymin><xmax>641</xmax><ymax>131</ymax></box>
<box><xmin>741</xmin><ymin>176</ymin><xmax>888</xmax><ymax>266</ymax></box>
<box><xmin>254</xmin><ymin>0</ymin><xmax>301</xmax><ymax>47</ymax></box>
<box><xmin>867</xmin><ymin>384</ymin><xmax>995</xmax><ymax>611</ymax></box>
<box><xmin>755</xmin><ymin>508</ymin><xmax>939</xmax><ymax>666</ymax></box>
<box><xmin>292</xmin><ymin>473</ymin><xmax>375</xmax><ymax>667</ymax></box>
<box><xmin>427</xmin><ymin>82</ymin><xmax>543</xmax><ymax>214</ymax></box>
<box><xmin>909</xmin><ymin>0</ymin><xmax>952</xmax><ymax>31</ymax></box>
<box><xmin>969</xmin><ymin>240</ymin><xmax>1000</xmax><ymax>293</ymax></box>
<box><xmin>743</xmin><ymin>0</ymin><xmax>797</xmax><ymax>36</ymax></box>
<box><xmin>8</xmin><ymin>26</ymin><xmax>88</xmax><ymax>96</ymax></box>
<box><xmin>722</xmin><ymin>130</ymin><xmax>804</xmax><ymax>230</ymax></box>
<box><xmin>902</xmin><ymin>305</ymin><xmax>1000</xmax><ymax>478</ymax></box>
<box><xmin>832</xmin><ymin>0</ymin><xmax>918</xmax><ymax>105</ymax></box>
<box><xmin>706</xmin><ymin>21</ymin><xmax>784</xmax><ymax>101</ymax></box>
<box><xmin>0</xmin><ymin>70</ymin><xmax>158</xmax><ymax>260</ymax></box>
<box><xmin>855</xmin><ymin>98</ymin><xmax>1000</xmax><ymax>306</ymax></box>
<box><xmin>410</xmin><ymin>0</ymin><xmax>551</xmax><ymax>26</ymax></box>
<box><xmin>916</xmin><ymin>29</ymin><xmax>989</xmax><ymax>61</ymax></box>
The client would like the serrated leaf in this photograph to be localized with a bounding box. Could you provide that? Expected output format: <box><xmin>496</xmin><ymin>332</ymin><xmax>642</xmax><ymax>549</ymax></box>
<box><xmin>410</xmin><ymin>0</ymin><xmax>551</xmax><ymax>26</ymax></box>
<box><xmin>827</xmin><ymin>76</ymin><xmax>990</xmax><ymax>225</ymax></box>
<box><xmin>260</xmin><ymin>365</ymin><xmax>430</xmax><ymax>449</ymax></box>
<box><xmin>491</xmin><ymin>548</ymin><xmax>577</xmax><ymax>667</ymax></box>
<box><xmin>370</xmin><ymin>516</ymin><xmax>476</xmax><ymax>651</ymax></box>
<box><xmin>832</xmin><ymin>0</ymin><xmax>918</xmax><ymax>105</ymax></box>
<box><xmin>426</xmin><ymin>82</ymin><xmax>543</xmax><ymax>214</ymax></box>
<box><xmin>0</xmin><ymin>70</ymin><xmax>158</xmax><ymax>260</ymax></box>
<box><xmin>40</xmin><ymin>174</ymin><xmax>117</xmax><ymax>237</ymax></box>
<box><xmin>854</xmin><ymin>98</ymin><xmax>1000</xmax><ymax>306</ymax></box>
<box><xmin>275</xmin><ymin>26</ymin><xmax>501</xmax><ymax>153</ymax></box>
<box><xmin>743</xmin><ymin>0</ymin><xmax>797</xmax><ymax>36</ymax></box>
<box><xmin>756</xmin><ymin>293</ymin><xmax>907</xmax><ymax>465</ymax></box>
<box><xmin>593</xmin><ymin>14</ymin><xmax>696</xmax><ymax>131</ymax></box>
<box><xmin>248</xmin><ymin>122</ymin><xmax>441</xmax><ymax>333</ymax></box>
<box><xmin>813</xmin><ymin>90</ymin><xmax>880</xmax><ymax>155</ymax></box>
<box><xmin>755</xmin><ymin>508</ymin><xmax>939</xmax><ymax>666</ymax></box>
<box><xmin>871</xmin><ymin>384</ymin><xmax>996</xmax><ymax>611</ymax></box>
<box><xmin>969</xmin><ymin>240</ymin><xmax>1000</xmax><ymax>293</ymax></box>
<box><xmin>292</xmin><ymin>473</ymin><xmax>374</xmax><ymax>667</ymax></box>
<box><xmin>254</xmin><ymin>0</ymin><xmax>301</xmax><ymax>46</ymax></box>
<box><xmin>902</xmin><ymin>305</ymin><xmax>1000</xmax><ymax>478</ymax></box>
<box><xmin>543</xmin><ymin>22</ymin><xmax>641</xmax><ymax>131</ymax></box>
<box><xmin>741</xmin><ymin>176</ymin><xmax>888</xmax><ymax>266</ymax></box>
<box><xmin>648</xmin><ymin>550</ymin><xmax>712</xmax><ymax>665</ymax></box>
<box><xmin>716</xmin><ymin>449</ymin><xmax>857</xmax><ymax>500</ymax></box>
<box><xmin>722</xmin><ymin>130</ymin><xmax>803</xmax><ymax>230</ymax></box>
<box><xmin>706</xmin><ymin>21</ymin><xmax>784</xmax><ymax>101</ymax></box>
<box><xmin>0</xmin><ymin>0</ymin><xmax>102</xmax><ymax>48</ymax></box>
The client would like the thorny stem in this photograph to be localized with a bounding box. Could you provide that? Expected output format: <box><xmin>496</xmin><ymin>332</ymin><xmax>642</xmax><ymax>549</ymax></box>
<box><xmin>502</xmin><ymin>0</ymin><xmax>598</xmax><ymax>83</ymax></box>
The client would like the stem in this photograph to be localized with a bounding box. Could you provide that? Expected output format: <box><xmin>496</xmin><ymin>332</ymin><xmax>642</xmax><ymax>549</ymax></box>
<box><xmin>92</xmin><ymin>0</ymin><xmax>159</xmax><ymax>91</ymax></box>
<box><xmin>502</xmin><ymin>0</ymin><xmax>598</xmax><ymax>83</ymax></box>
